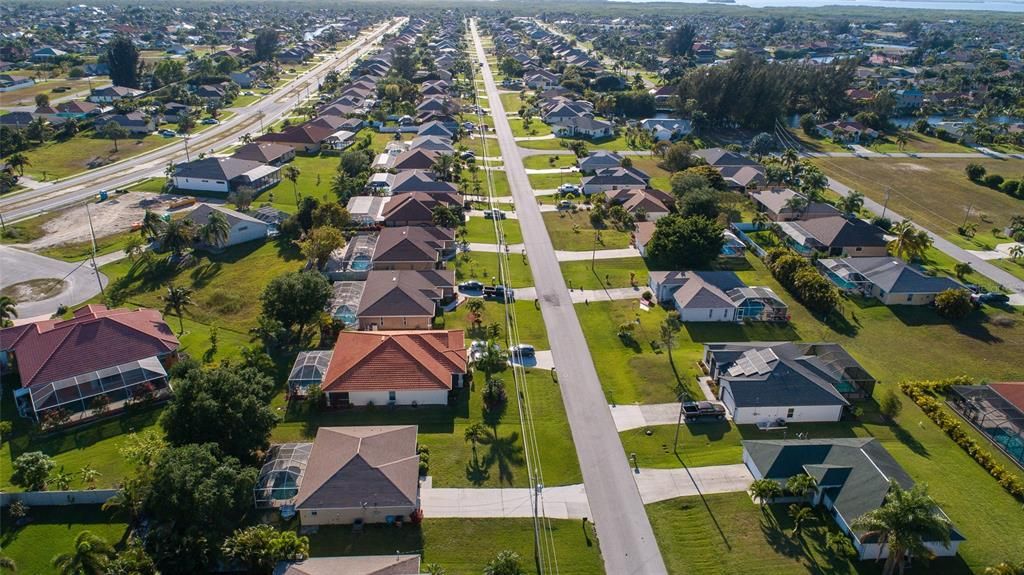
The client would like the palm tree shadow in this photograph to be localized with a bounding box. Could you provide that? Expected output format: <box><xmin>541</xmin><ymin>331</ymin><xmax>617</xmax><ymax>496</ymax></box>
<box><xmin>189</xmin><ymin>261</ymin><xmax>222</xmax><ymax>288</ymax></box>
<box><xmin>465</xmin><ymin>449</ymin><xmax>491</xmax><ymax>485</ymax></box>
<box><xmin>482</xmin><ymin>429</ymin><xmax>524</xmax><ymax>486</ymax></box>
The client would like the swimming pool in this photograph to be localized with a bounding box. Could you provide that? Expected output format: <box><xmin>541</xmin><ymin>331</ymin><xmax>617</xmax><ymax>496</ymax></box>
<box><xmin>989</xmin><ymin>428</ymin><xmax>1024</xmax><ymax>464</ymax></box>
<box><xmin>826</xmin><ymin>271</ymin><xmax>858</xmax><ymax>290</ymax></box>
<box><xmin>351</xmin><ymin>255</ymin><xmax>372</xmax><ymax>271</ymax></box>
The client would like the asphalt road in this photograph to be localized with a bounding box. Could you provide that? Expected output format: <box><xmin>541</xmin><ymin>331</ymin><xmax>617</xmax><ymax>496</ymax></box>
<box><xmin>0</xmin><ymin>18</ymin><xmax>406</xmax><ymax>223</ymax></box>
<box><xmin>471</xmin><ymin>20</ymin><xmax>669</xmax><ymax>575</ymax></box>
<box><xmin>0</xmin><ymin>245</ymin><xmax>108</xmax><ymax>318</ymax></box>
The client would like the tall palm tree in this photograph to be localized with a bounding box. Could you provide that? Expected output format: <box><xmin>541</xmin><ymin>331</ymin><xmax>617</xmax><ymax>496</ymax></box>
<box><xmin>1009</xmin><ymin>244</ymin><xmax>1023</xmax><ymax>262</ymax></box>
<box><xmin>464</xmin><ymin>422</ymin><xmax>487</xmax><ymax>452</ymax></box>
<box><xmin>896</xmin><ymin>132</ymin><xmax>909</xmax><ymax>151</ymax></box>
<box><xmin>466</xmin><ymin>298</ymin><xmax>484</xmax><ymax>327</ymax></box>
<box><xmin>123</xmin><ymin>235</ymin><xmax>146</xmax><ymax>264</ymax></box>
<box><xmin>786</xmin><ymin>473</ymin><xmax>818</xmax><ymax>499</ymax></box>
<box><xmin>781</xmin><ymin>148</ymin><xmax>800</xmax><ymax>170</ymax></box>
<box><xmin>784</xmin><ymin>195</ymin><xmax>809</xmax><ymax>216</ymax></box>
<box><xmin>198</xmin><ymin>210</ymin><xmax>230</xmax><ymax>248</ymax></box>
<box><xmin>283</xmin><ymin>165</ymin><xmax>301</xmax><ymax>206</ymax></box>
<box><xmin>162</xmin><ymin>283</ymin><xmax>194</xmax><ymax>335</ymax></box>
<box><xmin>52</xmin><ymin>531</ymin><xmax>114</xmax><ymax>575</ymax></box>
<box><xmin>102</xmin><ymin>477</ymin><xmax>147</xmax><ymax>526</ymax></box>
<box><xmin>6</xmin><ymin>152</ymin><xmax>30</xmax><ymax>177</ymax></box>
<box><xmin>0</xmin><ymin>295</ymin><xmax>18</xmax><ymax>327</ymax></box>
<box><xmin>752</xmin><ymin>211</ymin><xmax>772</xmax><ymax>231</ymax></box>
<box><xmin>749</xmin><ymin>478</ymin><xmax>783</xmax><ymax>510</ymax></box>
<box><xmin>851</xmin><ymin>481</ymin><xmax>951</xmax><ymax>575</ymax></box>
<box><xmin>888</xmin><ymin>220</ymin><xmax>932</xmax><ymax>262</ymax></box>
<box><xmin>788</xmin><ymin>504</ymin><xmax>814</xmax><ymax>536</ymax></box>
<box><xmin>838</xmin><ymin>190</ymin><xmax>865</xmax><ymax>215</ymax></box>
<box><xmin>140</xmin><ymin>210</ymin><xmax>166</xmax><ymax>239</ymax></box>
<box><xmin>431</xmin><ymin>153</ymin><xmax>458</xmax><ymax>183</ymax></box>
<box><xmin>159</xmin><ymin>218</ymin><xmax>196</xmax><ymax>258</ymax></box>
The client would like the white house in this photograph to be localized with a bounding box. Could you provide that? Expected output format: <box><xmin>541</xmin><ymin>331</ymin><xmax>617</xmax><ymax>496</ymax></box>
<box><xmin>172</xmin><ymin>157</ymin><xmax>281</xmax><ymax>194</ymax></box>
<box><xmin>183</xmin><ymin>204</ymin><xmax>270</xmax><ymax>248</ymax></box>
<box><xmin>648</xmin><ymin>271</ymin><xmax>789</xmax><ymax>322</ymax></box>
<box><xmin>640</xmin><ymin>118</ymin><xmax>692</xmax><ymax>142</ymax></box>
<box><xmin>743</xmin><ymin>438</ymin><xmax>965</xmax><ymax>560</ymax></box>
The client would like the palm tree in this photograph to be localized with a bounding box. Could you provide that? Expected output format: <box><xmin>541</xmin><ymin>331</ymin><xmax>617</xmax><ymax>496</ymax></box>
<box><xmin>0</xmin><ymin>555</ymin><xmax>15</xmax><ymax>572</ymax></box>
<box><xmin>838</xmin><ymin>190</ymin><xmax>865</xmax><ymax>215</ymax></box>
<box><xmin>123</xmin><ymin>235</ymin><xmax>146</xmax><ymax>264</ymax></box>
<box><xmin>102</xmin><ymin>478</ymin><xmax>146</xmax><ymax>526</ymax></box>
<box><xmin>895</xmin><ymin>132</ymin><xmax>909</xmax><ymax>151</ymax></box>
<box><xmin>79</xmin><ymin>464</ymin><xmax>101</xmax><ymax>489</ymax></box>
<box><xmin>241</xmin><ymin>132</ymin><xmax>253</xmax><ymax>144</ymax></box>
<box><xmin>140</xmin><ymin>210</ymin><xmax>166</xmax><ymax>239</ymax></box>
<box><xmin>1009</xmin><ymin>245</ymin><xmax>1024</xmax><ymax>262</ymax></box>
<box><xmin>283</xmin><ymin>165</ymin><xmax>301</xmax><ymax>205</ymax></box>
<box><xmin>198</xmin><ymin>209</ymin><xmax>230</xmax><ymax>248</ymax></box>
<box><xmin>466</xmin><ymin>298</ymin><xmax>484</xmax><ymax>327</ymax></box>
<box><xmin>162</xmin><ymin>283</ymin><xmax>194</xmax><ymax>335</ymax></box>
<box><xmin>52</xmin><ymin>531</ymin><xmax>114</xmax><ymax>575</ymax></box>
<box><xmin>464</xmin><ymin>422</ymin><xmax>487</xmax><ymax>452</ymax></box>
<box><xmin>985</xmin><ymin>561</ymin><xmax>1024</xmax><ymax>575</ymax></box>
<box><xmin>788</xmin><ymin>504</ymin><xmax>814</xmax><ymax>536</ymax></box>
<box><xmin>954</xmin><ymin>261</ymin><xmax>973</xmax><ymax>280</ymax></box>
<box><xmin>888</xmin><ymin>220</ymin><xmax>932</xmax><ymax>262</ymax></box>
<box><xmin>749</xmin><ymin>478</ymin><xmax>783</xmax><ymax>510</ymax></box>
<box><xmin>0</xmin><ymin>295</ymin><xmax>18</xmax><ymax>327</ymax></box>
<box><xmin>850</xmin><ymin>481</ymin><xmax>952</xmax><ymax>575</ymax></box>
<box><xmin>781</xmin><ymin>148</ymin><xmax>800</xmax><ymax>170</ymax></box>
<box><xmin>784</xmin><ymin>195</ymin><xmax>809</xmax><ymax>216</ymax></box>
<box><xmin>159</xmin><ymin>218</ymin><xmax>196</xmax><ymax>258</ymax></box>
<box><xmin>431</xmin><ymin>153</ymin><xmax>458</xmax><ymax>183</ymax></box>
<box><xmin>6</xmin><ymin>152</ymin><xmax>30</xmax><ymax>177</ymax></box>
<box><xmin>752</xmin><ymin>211</ymin><xmax>772</xmax><ymax>231</ymax></box>
<box><xmin>786</xmin><ymin>473</ymin><xmax>818</xmax><ymax>500</ymax></box>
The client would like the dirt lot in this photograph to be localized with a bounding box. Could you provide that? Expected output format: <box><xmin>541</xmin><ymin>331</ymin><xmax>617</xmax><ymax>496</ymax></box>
<box><xmin>16</xmin><ymin>192</ymin><xmax>187</xmax><ymax>251</ymax></box>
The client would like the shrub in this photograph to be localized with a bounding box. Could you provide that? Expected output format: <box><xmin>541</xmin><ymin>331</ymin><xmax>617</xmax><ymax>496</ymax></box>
<box><xmin>983</xmin><ymin>174</ymin><xmax>1004</xmax><ymax>189</ymax></box>
<box><xmin>964</xmin><ymin>163</ymin><xmax>986</xmax><ymax>181</ymax></box>
<box><xmin>870</xmin><ymin>216</ymin><xmax>893</xmax><ymax>231</ymax></box>
<box><xmin>483</xmin><ymin>378</ymin><xmax>508</xmax><ymax>410</ymax></box>
<box><xmin>935</xmin><ymin>288</ymin><xmax>972</xmax><ymax>320</ymax></box>
<box><xmin>0</xmin><ymin>420</ymin><xmax>12</xmax><ymax>443</ymax></box>
<box><xmin>999</xmin><ymin>179</ymin><xmax>1020</xmax><ymax>197</ymax></box>
<box><xmin>11</xmin><ymin>452</ymin><xmax>55</xmax><ymax>491</ymax></box>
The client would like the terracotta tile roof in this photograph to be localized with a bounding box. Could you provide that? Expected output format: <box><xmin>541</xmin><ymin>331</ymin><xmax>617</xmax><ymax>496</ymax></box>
<box><xmin>990</xmin><ymin>382</ymin><xmax>1024</xmax><ymax>412</ymax></box>
<box><xmin>0</xmin><ymin>305</ymin><xmax>179</xmax><ymax>389</ymax></box>
<box><xmin>322</xmin><ymin>330</ymin><xmax>466</xmax><ymax>392</ymax></box>
<box><xmin>294</xmin><ymin>426</ymin><xmax>419</xmax><ymax>511</ymax></box>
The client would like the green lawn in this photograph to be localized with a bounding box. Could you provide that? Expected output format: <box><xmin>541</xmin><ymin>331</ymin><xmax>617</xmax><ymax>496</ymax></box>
<box><xmin>989</xmin><ymin>256</ymin><xmax>1024</xmax><ymax>282</ymax></box>
<box><xmin>465</xmin><ymin>216</ymin><xmax>523</xmax><ymax>245</ymax></box>
<box><xmin>1</xmin><ymin>78</ymin><xmax>93</xmax><ymax>107</ymax></box>
<box><xmin>455</xmin><ymin>250</ymin><xmax>534</xmax><ymax>288</ymax></box>
<box><xmin>465</xmin><ymin>168</ymin><xmax>511</xmax><ymax>197</ymax></box>
<box><xmin>230</xmin><ymin>94</ymin><xmax>262</xmax><ymax>107</ymax></box>
<box><xmin>498</xmin><ymin>91</ymin><xmax>523</xmax><ymax>113</ymax></box>
<box><xmin>273</xmin><ymin>368</ymin><xmax>579</xmax><ymax>489</ymax></box>
<box><xmin>517</xmin><ymin>133</ymin><xmax>636</xmax><ymax>152</ymax></box>
<box><xmin>560</xmin><ymin>257</ymin><xmax>649</xmax><ymax>290</ymax></box>
<box><xmin>262</xmin><ymin>153</ymin><xmax>345</xmax><ymax>213</ymax></box>
<box><xmin>529</xmin><ymin>172</ymin><xmax>580</xmax><ymax>190</ymax></box>
<box><xmin>441</xmin><ymin>299</ymin><xmax>549</xmax><ymax>350</ymax></box>
<box><xmin>620</xmin><ymin>422</ymin><xmax>743</xmax><ymax>469</ymax></box>
<box><xmin>0</xmin><ymin>506</ymin><xmax>129</xmax><ymax>575</ymax></box>
<box><xmin>9</xmin><ymin>132</ymin><xmax>171</xmax><ymax>181</ymax></box>
<box><xmin>868</xmin><ymin>132</ymin><xmax>970</xmax><ymax>154</ymax></box>
<box><xmin>542</xmin><ymin>211</ymin><xmax>633</xmax><ymax>251</ymax></box>
<box><xmin>510</xmin><ymin>119</ymin><xmax>552</xmax><ymax>138</ymax></box>
<box><xmin>125</xmin><ymin>177</ymin><xmax>168</xmax><ymax>193</ymax></box>
<box><xmin>0</xmin><ymin>211</ymin><xmax>61</xmax><ymax>244</ymax></box>
<box><xmin>523</xmin><ymin>154</ymin><xmax>578</xmax><ymax>170</ymax></box>
<box><xmin>810</xmin><ymin>157</ymin><xmax>1024</xmax><ymax>242</ymax></box>
<box><xmin>303</xmin><ymin>518</ymin><xmax>602</xmax><ymax>575</ymax></box>
<box><xmin>38</xmin><ymin>229</ymin><xmax>137</xmax><ymax>262</ymax></box>
<box><xmin>627</xmin><ymin>157</ymin><xmax>673</xmax><ymax>191</ymax></box>
<box><xmin>786</xmin><ymin>128</ymin><xmax>848</xmax><ymax>153</ymax></box>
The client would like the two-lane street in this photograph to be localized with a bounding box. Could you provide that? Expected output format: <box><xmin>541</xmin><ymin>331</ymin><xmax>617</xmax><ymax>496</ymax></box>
<box><xmin>471</xmin><ymin>20</ymin><xmax>669</xmax><ymax>575</ymax></box>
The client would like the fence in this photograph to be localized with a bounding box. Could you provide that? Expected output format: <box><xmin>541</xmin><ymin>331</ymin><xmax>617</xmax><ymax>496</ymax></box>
<box><xmin>1</xmin><ymin>489</ymin><xmax>117</xmax><ymax>507</ymax></box>
<box><xmin>730</xmin><ymin>223</ymin><xmax>767</xmax><ymax>257</ymax></box>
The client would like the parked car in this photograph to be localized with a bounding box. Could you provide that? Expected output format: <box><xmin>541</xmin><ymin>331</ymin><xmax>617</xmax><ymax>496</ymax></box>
<box><xmin>483</xmin><ymin>285</ymin><xmax>512</xmax><ymax>299</ymax></box>
<box><xmin>483</xmin><ymin>209</ymin><xmax>506</xmax><ymax>220</ymax></box>
<box><xmin>682</xmin><ymin>401</ymin><xmax>727</xmax><ymax>422</ymax></box>
<box><xmin>557</xmin><ymin>200</ymin><xmax>576</xmax><ymax>210</ymax></box>
<box><xmin>462</xmin><ymin>122</ymin><xmax>476</xmax><ymax>130</ymax></box>
<box><xmin>460</xmin><ymin>150</ymin><xmax>476</xmax><ymax>161</ymax></box>
<box><xmin>558</xmin><ymin>183</ymin><xmax>580</xmax><ymax>194</ymax></box>
<box><xmin>509</xmin><ymin>344</ymin><xmax>535</xmax><ymax>359</ymax></box>
<box><xmin>972</xmin><ymin>292</ymin><xmax>1010</xmax><ymax>305</ymax></box>
<box><xmin>159</xmin><ymin>129</ymin><xmax>177</xmax><ymax>137</ymax></box>
<box><xmin>201</xmin><ymin>118</ymin><xmax>220</xmax><ymax>125</ymax></box>
<box><xmin>459</xmin><ymin>280</ymin><xmax>484</xmax><ymax>291</ymax></box>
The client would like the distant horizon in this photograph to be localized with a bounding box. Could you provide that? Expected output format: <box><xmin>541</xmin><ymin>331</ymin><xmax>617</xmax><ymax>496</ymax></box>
<box><xmin>614</xmin><ymin>0</ymin><xmax>1024</xmax><ymax>12</ymax></box>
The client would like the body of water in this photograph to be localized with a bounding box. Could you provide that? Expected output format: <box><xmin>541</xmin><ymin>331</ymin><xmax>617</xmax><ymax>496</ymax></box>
<box><xmin>622</xmin><ymin>0</ymin><xmax>1024</xmax><ymax>12</ymax></box>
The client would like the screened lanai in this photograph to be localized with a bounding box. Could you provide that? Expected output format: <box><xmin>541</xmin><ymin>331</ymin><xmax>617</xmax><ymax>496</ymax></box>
<box><xmin>287</xmin><ymin>350</ymin><xmax>333</xmax><ymax>396</ymax></box>
<box><xmin>329</xmin><ymin>281</ymin><xmax>365</xmax><ymax>326</ymax></box>
<box><xmin>254</xmin><ymin>442</ymin><xmax>313</xmax><ymax>508</ymax></box>
<box><xmin>950</xmin><ymin>384</ymin><xmax>1024</xmax><ymax>468</ymax></box>
<box><xmin>14</xmin><ymin>356</ymin><xmax>170</xmax><ymax>421</ymax></box>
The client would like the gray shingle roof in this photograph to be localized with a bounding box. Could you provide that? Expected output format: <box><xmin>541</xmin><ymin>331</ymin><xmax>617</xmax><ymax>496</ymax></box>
<box><xmin>826</xmin><ymin>257</ymin><xmax>963</xmax><ymax>294</ymax></box>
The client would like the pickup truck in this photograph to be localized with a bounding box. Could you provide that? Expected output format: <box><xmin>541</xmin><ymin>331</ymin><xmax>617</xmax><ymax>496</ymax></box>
<box><xmin>482</xmin><ymin>285</ymin><xmax>512</xmax><ymax>299</ymax></box>
<box><xmin>682</xmin><ymin>401</ymin><xmax>726</xmax><ymax>422</ymax></box>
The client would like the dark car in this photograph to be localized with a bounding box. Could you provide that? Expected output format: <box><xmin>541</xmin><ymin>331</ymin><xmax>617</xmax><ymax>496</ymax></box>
<box><xmin>459</xmin><ymin>280</ymin><xmax>484</xmax><ymax>292</ymax></box>
<box><xmin>482</xmin><ymin>285</ymin><xmax>513</xmax><ymax>299</ymax></box>
<box><xmin>682</xmin><ymin>401</ymin><xmax>727</xmax><ymax>422</ymax></box>
<box><xmin>974</xmin><ymin>292</ymin><xmax>1010</xmax><ymax>305</ymax></box>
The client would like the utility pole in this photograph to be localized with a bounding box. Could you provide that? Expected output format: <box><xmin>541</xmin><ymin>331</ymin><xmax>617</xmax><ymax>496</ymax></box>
<box><xmin>183</xmin><ymin>136</ymin><xmax>191</xmax><ymax>162</ymax></box>
<box><xmin>881</xmin><ymin>187</ymin><xmax>891</xmax><ymax>220</ymax></box>
<box><xmin>962</xmin><ymin>204</ymin><xmax>974</xmax><ymax>228</ymax></box>
<box><xmin>85</xmin><ymin>202</ymin><xmax>105</xmax><ymax>298</ymax></box>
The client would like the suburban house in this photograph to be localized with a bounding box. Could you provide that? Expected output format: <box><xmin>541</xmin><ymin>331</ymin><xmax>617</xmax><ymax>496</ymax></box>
<box><xmin>54</xmin><ymin>100</ymin><xmax>100</xmax><ymax>119</ymax></box>
<box><xmin>183</xmin><ymin>204</ymin><xmax>271</xmax><ymax>248</ymax></box>
<box><xmin>94</xmin><ymin>111</ymin><xmax>155</xmax><ymax>135</ymax></box>
<box><xmin>88</xmin><ymin>85</ymin><xmax>144</xmax><ymax>103</ymax></box>
<box><xmin>817</xmin><ymin>257</ymin><xmax>964</xmax><ymax>305</ymax></box>
<box><xmin>161</xmin><ymin>102</ymin><xmax>191</xmax><ymax>122</ymax></box>
<box><xmin>172</xmin><ymin>157</ymin><xmax>282</xmax><ymax>194</ymax></box>
<box><xmin>387</xmin><ymin>170</ymin><xmax>460</xmax><ymax>196</ymax></box>
<box><xmin>0</xmin><ymin>305</ymin><xmax>179</xmax><ymax>424</ymax></box>
<box><xmin>894</xmin><ymin>87</ymin><xmax>924</xmax><ymax>110</ymax></box>
<box><xmin>273</xmin><ymin>555</ymin><xmax>423</xmax><ymax>575</ymax></box>
<box><xmin>702</xmin><ymin>342</ymin><xmax>876</xmax><ymax>424</ymax></box>
<box><xmin>579</xmin><ymin>151</ymin><xmax>623</xmax><ymax>173</ymax></box>
<box><xmin>372</xmin><ymin>226</ymin><xmax>455</xmax><ymax>270</ymax></box>
<box><xmin>356</xmin><ymin>269</ymin><xmax>455</xmax><ymax>330</ymax></box>
<box><xmin>231</xmin><ymin>142</ymin><xmax>296</xmax><ymax>166</ymax></box>
<box><xmin>581</xmin><ymin>166</ymin><xmax>649</xmax><ymax>195</ymax></box>
<box><xmin>749</xmin><ymin>188</ymin><xmax>841</xmax><ymax>221</ymax></box>
<box><xmin>604</xmin><ymin>188</ymin><xmax>674</xmax><ymax>220</ymax></box>
<box><xmin>692</xmin><ymin>148</ymin><xmax>767</xmax><ymax>190</ymax></box>
<box><xmin>381</xmin><ymin>192</ymin><xmax>463</xmax><ymax>227</ymax></box>
<box><xmin>391</xmin><ymin>148</ymin><xmax>441</xmax><ymax>171</ymax></box>
<box><xmin>817</xmin><ymin>120</ymin><xmax>879</xmax><ymax>144</ymax></box>
<box><xmin>31</xmin><ymin>46</ymin><xmax>67</xmax><ymax>62</ymax></box>
<box><xmin>346</xmin><ymin>195</ymin><xmax>390</xmax><ymax>226</ymax></box>
<box><xmin>551</xmin><ymin>116</ymin><xmax>614</xmax><ymax>139</ymax></box>
<box><xmin>649</xmin><ymin>271</ymin><xmax>789</xmax><ymax>322</ymax></box>
<box><xmin>651</xmin><ymin>84</ymin><xmax>677</xmax><ymax>110</ymax></box>
<box><xmin>294</xmin><ymin>426</ymin><xmax>421</xmax><ymax>525</ymax></box>
<box><xmin>321</xmin><ymin>330</ymin><xmax>467</xmax><ymax>406</ymax></box>
<box><xmin>0</xmin><ymin>74</ymin><xmax>34</xmax><ymax>92</ymax></box>
<box><xmin>776</xmin><ymin>216</ymin><xmax>889</xmax><ymax>257</ymax></box>
<box><xmin>640</xmin><ymin>118</ymin><xmax>692</xmax><ymax>142</ymax></box>
<box><xmin>743</xmin><ymin>438</ymin><xmax>964</xmax><ymax>560</ymax></box>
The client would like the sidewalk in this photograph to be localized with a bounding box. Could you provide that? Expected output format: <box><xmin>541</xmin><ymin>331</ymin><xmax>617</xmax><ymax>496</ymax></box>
<box><xmin>556</xmin><ymin>247</ymin><xmax>640</xmax><ymax>261</ymax></box>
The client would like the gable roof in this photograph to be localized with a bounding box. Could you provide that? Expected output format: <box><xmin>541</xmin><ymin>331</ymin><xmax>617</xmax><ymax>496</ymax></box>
<box><xmin>389</xmin><ymin>170</ymin><xmax>459</xmax><ymax>194</ymax></box>
<box><xmin>184</xmin><ymin>203</ymin><xmax>267</xmax><ymax>228</ymax></box>
<box><xmin>382</xmin><ymin>192</ymin><xmax>462</xmax><ymax>223</ymax></box>
<box><xmin>790</xmin><ymin>216</ymin><xmax>887</xmax><ymax>249</ymax></box>
<box><xmin>322</xmin><ymin>330</ymin><xmax>467</xmax><ymax>392</ymax></box>
<box><xmin>373</xmin><ymin>226</ymin><xmax>453</xmax><ymax>264</ymax></box>
<box><xmin>173</xmin><ymin>157</ymin><xmax>268</xmax><ymax>181</ymax></box>
<box><xmin>358</xmin><ymin>270</ymin><xmax>455</xmax><ymax>318</ymax></box>
<box><xmin>231</xmin><ymin>142</ymin><xmax>294</xmax><ymax>163</ymax></box>
<box><xmin>294</xmin><ymin>426</ymin><xmax>419</xmax><ymax>510</ymax></box>
<box><xmin>826</xmin><ymin>256</ymin><xmax>963</xmax><ymax>294</ymax></box>
<box><xmin>392</xmin><ymin>148</ymin><xmax>441</xmax><ymax>171</ymax></box>
<box><xmin>0</xmin><ymin>305</ymin><xmax>179</xmax><ymax>389</ymax></box>
<box><xmin>749</xmin><ymin>188</ymin><xmax>840</xmax><ymax>218</ymax></box>
<box><xmin>692</xmin><ymin>147</ymin><xmax>760</xmax><ymax>168</ymax></box>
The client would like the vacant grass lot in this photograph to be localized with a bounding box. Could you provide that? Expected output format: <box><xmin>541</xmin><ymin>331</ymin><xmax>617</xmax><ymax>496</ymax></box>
<box><xmin>786</xmin><ymin>128</ymin><xmax>848</xmax><ymax>153</ymax></box>
<box><xmin>38</xmin><ymin>229</ymin><xmax>137</xmax><ymax>261</ymax></box>
<box><xmin>868</xmin><ymin>132</ymin><xmax>970</xmax><ymax>154</ymax></box>
<box><xmin>810</xmin><ymin>157</ymin><xmax>1024</xmax><ymax>242</ymax></box>
<box><xmin>498</xmin><ymin>91</ymin><xmax>523</xmax><ymax>113</ymax></box>
<box><xmin>620</xmin><ymin>422</ymin><xmax>743</xmax><ymax>469</ymax></box>
<box><xmin>529</xmin><ymin>171</ymin><xmax>580</xmax><ymax>190</ymax></box>
<box><xmin>470</xmin><ymin>168</ymin><xmax>511</xmax><ymax>197</ymax></box>
<box><xmin>12</xmin><ymin>132</ymin><xmax>170</xmax><ymax>181</ymax></box>
<box><xmin>273</xmin><ymin>368</ymin><xmax>580</xmax><ymax>489</ymax></box>
<box><xmin>523</xmin><ymin>154</ymin><xmax>578</xmax><ymax>170</ymax></box>
<box><xmin>543</xmin><ymin>211</ymin><xmax>633</xmax><ymax>251</ymax></box>
<box><xmin>442</xmin><ymin>299</ymin><xmax>549</xmax><ymax>350</ymax></box>
<box><xmin>1</xmin><ymin>506</ymin><xmax>129</xmax><ymax>575</ymax></box>
<box><xmin>304</xmin><ymin>517</ymin><xmax>602</xmax><ymax>575</ymax></box>
<box><xmin>990</xmin><ymin>256</ymin><xmax>1024</xmax><ymax>281</ymax></box>
<box><xmin>0</xmin><ymin>211</ymin><xmax>61</xmax><ymax>244</ymax></box>
<box><xmin>1</xmin><ymin>78</ymin><xmax>93</xmax><ymax>107</ymax></box>
<box><xmin>628</xmin><ymin>157</ymin><xmax>673</xmax><ymax>191</ymax></box>
<box><xmin>560</xmin><ymin>257</ymin><xmax>649</xmax><ymax>290</ymax></box>
<box><xmin>455</xmin><ymin>251</ymin><xmax>534</xmax><ymax>288</ymax></box>
<box><xmin>510</xmin><ymin>119</ymin><xmax>552</xmax><ymax>138</ymax></box>
<box><xmin>465</xmin><ymin>216</ymin><xmax>523</xmax><ymax>245</ymax></box>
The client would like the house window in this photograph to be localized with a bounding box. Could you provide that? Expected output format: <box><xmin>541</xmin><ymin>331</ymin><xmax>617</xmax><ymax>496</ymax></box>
<box><xmin>855</xmin><ymin>247</ymin><xmax>863</xmax><ymax>252</ymax></box>
<box><xmin>906</xmin><ymin>294</ymin><xmax>913</xmax><ymax>302</ymax></box>
<box><xmin>786</xmin><ymin>408</ymin><xmax>795</xmax><ymax>418</ymax></box>
<box><xmin>388</xmin><ymin>391</ymin><xmax>396</xmax><ymax>402</ymax></box>
<box><xmin>708</xmin><ymin>309</ymin><xmax>713</xmax><ymax>318</ymax></box>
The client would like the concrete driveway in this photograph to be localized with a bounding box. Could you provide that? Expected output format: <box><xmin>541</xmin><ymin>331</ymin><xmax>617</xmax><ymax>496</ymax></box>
<box><xmin>0</xmin><ymin>245</ymin><xmax>108</xmax><ymax>318</ymax></box>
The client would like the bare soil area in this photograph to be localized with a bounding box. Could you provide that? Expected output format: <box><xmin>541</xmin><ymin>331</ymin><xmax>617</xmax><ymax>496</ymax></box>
<box><xmin>0</xmin><ymin>278</ymin><xmax>66</xmax><ymax>303</ymax></box>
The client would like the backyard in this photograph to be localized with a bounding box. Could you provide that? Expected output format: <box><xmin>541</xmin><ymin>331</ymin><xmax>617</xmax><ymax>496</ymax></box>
<box><xmin>542</xmin><ymin>211</ymin><xmax>633</xmax><ymax>251</ymax></box>
<box><xmin>0</xmin><ymin>506</ymin><xmax>129</xmax><ymax>575</ymax></box>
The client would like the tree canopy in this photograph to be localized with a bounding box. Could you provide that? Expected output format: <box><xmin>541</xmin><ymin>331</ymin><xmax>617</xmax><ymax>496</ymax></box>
<box><xmin>260</xmin><ymin>271</ymin><xmax>332</xmax><ymax>341</ymax></box>
<box><xmin>106</xmin><ymin>35</ymin><xmax>140</xmax><ymax>88</ymax></box>
<box><xmin>645</xmin><ymin>214</ymin><xmax>725</xmax><ymax>269</ymax></box>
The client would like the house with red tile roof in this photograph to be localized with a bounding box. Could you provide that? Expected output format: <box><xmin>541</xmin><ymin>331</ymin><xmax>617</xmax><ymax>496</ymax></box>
<box><xmin>321</xmin><ymin>330</ymin><xmax>466</xmax><ymax>406</ymax></box>
<box><xmin>0</xmin><ymin>305</ymin><xmax>179</xmax><ymax>424</ymax></box>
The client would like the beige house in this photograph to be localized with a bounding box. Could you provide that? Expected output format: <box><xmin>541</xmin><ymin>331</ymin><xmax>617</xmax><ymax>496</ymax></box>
<box><xmin>356</xmin><ymin>270</ymin><xmax>454</xmax><ymax>330</ymax></box>
<box><xmin>295</xmin><ymin>426</ymin><xmax>420</xmax><ymax>526</ymax></box>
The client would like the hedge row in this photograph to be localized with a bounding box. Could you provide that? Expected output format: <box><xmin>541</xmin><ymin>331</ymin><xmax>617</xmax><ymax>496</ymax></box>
<box><xmin>900</xmin><ymin>378</ymin><xmax>1024</xmax><ymax>501</ymax></box>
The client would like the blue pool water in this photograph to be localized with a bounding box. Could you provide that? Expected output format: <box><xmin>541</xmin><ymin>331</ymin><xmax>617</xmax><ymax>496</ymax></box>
<box><xmin>351</xmin><ymin>256</ymin><xmax>371</xmax><ymax>271</ymax></box>
<box><xmin>990</xmin><ymin>429</ymin><xmax>1024</xmax><ymax>464</ymax></box>
<box><xmin>721</xmin><ymin>245</ymin><xmax>742</xmax><ymax>256</ymax></box>
<box><xmin>826</xmin><ymin>271</ymin><xmax>858</xmax><ymax>290</ymax></box>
